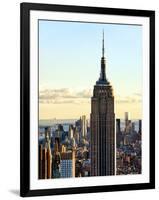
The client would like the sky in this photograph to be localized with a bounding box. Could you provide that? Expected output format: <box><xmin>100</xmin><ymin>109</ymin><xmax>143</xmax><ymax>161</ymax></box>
<box><xmin>39</xmin><ymin>20</ymin><xmax>142</xmax><ymax>120</ymax></box>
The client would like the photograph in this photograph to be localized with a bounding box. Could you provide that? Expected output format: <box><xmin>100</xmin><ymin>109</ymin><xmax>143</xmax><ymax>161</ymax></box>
<box><xmin>38</xmin><ymin>20</ymin><xmax>142</xmax><ymax>179</ymax></box>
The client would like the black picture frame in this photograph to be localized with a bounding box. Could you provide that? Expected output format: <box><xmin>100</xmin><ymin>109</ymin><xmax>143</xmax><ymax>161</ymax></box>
<box><xmin>20</xmin><ymin>2</ymin><xmax>155</xmax><ymax>197</ymax></box>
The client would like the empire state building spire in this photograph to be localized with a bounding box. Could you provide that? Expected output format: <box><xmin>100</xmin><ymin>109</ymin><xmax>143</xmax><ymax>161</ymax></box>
<box><xmin>102</xmin><ymin>30</ymin><xmax>105</xmax><ymax>58</ymax></box>
<box><xmin>96</xmin><ymin>30</ymin><xmax>109</xmax><ymax>85</ymax></box>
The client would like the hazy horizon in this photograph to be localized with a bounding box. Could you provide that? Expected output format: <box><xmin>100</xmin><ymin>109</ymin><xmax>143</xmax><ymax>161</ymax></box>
<box><xmin>39</xmin><ymin>117</ymin><xmax>142</xmax><ymax>121</ymax></box>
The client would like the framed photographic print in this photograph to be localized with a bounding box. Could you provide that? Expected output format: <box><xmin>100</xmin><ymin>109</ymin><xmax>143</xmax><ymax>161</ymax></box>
<box><xmin>20</xmin><ymin>2</ymin><xmax>155</xmax><ymax>197</ymax></box>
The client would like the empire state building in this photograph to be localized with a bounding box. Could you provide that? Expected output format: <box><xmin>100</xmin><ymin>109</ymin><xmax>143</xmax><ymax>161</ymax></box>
<box><xmin>90</xmin><ymin>32</ymin><xmax>115</xmax><ymax>176</ymax></box>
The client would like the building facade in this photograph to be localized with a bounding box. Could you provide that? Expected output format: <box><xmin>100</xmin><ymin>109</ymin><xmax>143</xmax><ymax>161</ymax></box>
<box><xmin>81</xmin><ymin>115</ymin><xmax>87</xmax><ymax>139</ymax></box>
<box><xmin>60</xmin><ymin>150</ymin><xmax>75</xmax><ymax>178</ymax></box>
<box><xmin>38</xmin><ymin>127</ymin><xmax>52</xmax><ymax>179</ymax></box>
<box><xmin>90</xmin><ymin>32</ymin><xmax>115</xmax><ymax>176</ymax></box>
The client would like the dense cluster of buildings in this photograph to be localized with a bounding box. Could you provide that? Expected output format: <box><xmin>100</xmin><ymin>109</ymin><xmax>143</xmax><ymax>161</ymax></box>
<box><xmin>116</xmin><ymin>112</ymin><xmax>142</xmax><ymax>175</ymax></box>
<box><xmin>38</xmin><ymin>116</ymin><xmax>90</xmax><ymax>179</ymax></box>
<box><xmin>38</xmin><ymin>32</ymin><xmax>142</xmax><ymax>179</ymax></box>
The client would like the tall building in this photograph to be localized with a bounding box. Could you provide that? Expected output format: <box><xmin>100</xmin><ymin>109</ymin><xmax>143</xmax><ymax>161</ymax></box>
<box><xmin>116</xmin><ymin>118</ymin><xmax>121</xmax><ymax>134</ymax></box>
<box><xmin>90</xmin><ymin>31</ymin><xmax>115</xmax><ymax>176</ymax></box>
<box><xmin>81</xmin><ymin>115</ymin><xmax>87</xmax><ymax>138</ymax></box>
<box><xmin>52</xmin><ymin>138</ymin><xmax>61</xmax><ymax>178</ymax></box>
<box><xmin>131</xmin><ymin>122</ymin><xmax>135</xmax><ymax>132</ymax></box>
<box><xmin>38</xmin><ymin>144</ymin><xmax>43</xmax><ymax>179</ymax></box>
<box><xmin>68</xmin><ymin>125</ymin><xmax>74</xmax><ymax>139</ymax></box>
<box><xmin>125</xmin><ymin>112</ymin><xmax>130</xmax><ymax>133</ymax></box>
<box><xmin>73</xmin><ymin>127</ymin><xmax>79</xmax><ymax>144</ymax></box>
<box><xmin>116</xmin><ymin>119</ymin><xmax>123</xmax><ymax>148</ymax></box>
<box><xmin>38</xmin><ymin>127</ymin><xmax>53</xmax><ymax>179</ymax></box>
<box><xmin>60</xmin><ymin>150</ymin><xmax>75</xmax><ymax>178</ymax></box>
<box><xmin>45</xmin><ymin>127</ymin><xmax>52</xmax><ymax>179</ymax></box>
<box><xmin>138</xmin><ymin>119</ymin><xmax>142</xmax><ymax>135</ymax></box>
<box><xmin>125</xmin><ymin>112</ymin><xmax>129</xmax><ymax>123</ymax></box>
<box><xmin>42</xmin><ymin>147</ymin><xmax>47</xmax><ymax>179</ymax></box>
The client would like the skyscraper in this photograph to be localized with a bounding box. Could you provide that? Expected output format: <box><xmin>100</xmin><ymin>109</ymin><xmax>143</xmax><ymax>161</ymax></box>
<box><xmin>42</xmin><ymin>147</ymin><xmax>47</xmax><ymax>179</ymax></box>
<box><xmin>90</xmin><ymin>31</ymin><xmax>115</xmax><ymax>176</ymax></box>
<box><xmin>68</xmin><ymin>125</ymin><xmax>74</xmax><ymax>139</ymax></box>
<box><xmin>81</xmin><ymin>115</ymin><xmax>87</xmax><ymax>139</ymax></box>
<box><xmin>116</xmin><ymin>118</ymin><xmax>121</xmax><ymax>134</ymax></box>
<box><xmin>125</xmin><ymin>112</ymin><xmax>130</xmax><ymax>133</ymax></box>
<box><xmin>116</xmin><ymin>118</ymin><xmax>122</xmax><ymax>148</ymax></box>
<box><xmin>61</xmin><ymin>150</ymin><xmax>75</xmax><ymax>178</ymax></box>
<box><xmin>38</xmin><ymin>144</ymin><xmax>43</xmax><ymax>179</ymax></box>
<box><xmin>52</xmin><ymin>138</ymin><xmax>61</xmax><ymax>178</ymax></box>
<box><xmin>138</xmin><ymin>119</ymin><xmax>142</xmax><ymax>135</ymax></box>
<box><xmin>38</xmin><ymin>127</ymin><xmax>53</xmax><ymax>179</ymax></box>
<box><xmin>45</xmin><ymin>128</ymin><xmax>52</xmax><ymax>179</ymax></box>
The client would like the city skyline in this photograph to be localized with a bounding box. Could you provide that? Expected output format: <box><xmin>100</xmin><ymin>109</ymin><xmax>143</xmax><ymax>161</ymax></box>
<box><xmin>38</xmin><ymin>112</ymin><xmax>142</xmax><ymax>179</ymax></box>
<box><xmin>39</xmin><ymin>20</ymin><xmax>142</xmax><ymax>120</ymax></box>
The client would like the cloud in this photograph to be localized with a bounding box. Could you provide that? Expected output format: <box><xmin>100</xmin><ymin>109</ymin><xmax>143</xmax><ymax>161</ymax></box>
<box><xmin>39</xmin><ymin>88</ymin><xmax>92</xmax><ymax>104</ymax></box>
<box><xmin>133</xmin><ymin>92</ymin><xmax>142</xmax><ymax>97</ymax></box>
<box><xmin>39</xmin><ymin>88</ymin><xmax>141</xmax><ymax>105</ymax></box>
<box><xmin>116</xmin><ymin>96</ymin><xmax>142</xmax><ymax>104</ymax></box>
<box><xmin>77</xmin><ymin>89</ymin><xmax>92</xmax><ymax>98</ymax></box>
